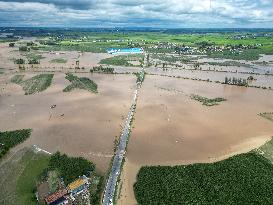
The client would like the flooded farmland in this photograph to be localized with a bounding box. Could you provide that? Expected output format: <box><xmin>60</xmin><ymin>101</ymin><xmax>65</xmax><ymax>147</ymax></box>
<box><xmin>118</xmin><ymin>75</ymin><xmax>273</xmax><ymax>204</ymax></box>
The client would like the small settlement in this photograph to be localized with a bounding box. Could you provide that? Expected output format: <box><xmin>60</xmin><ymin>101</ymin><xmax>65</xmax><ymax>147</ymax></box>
<box><xmin>40</xmin><ymin>175</ymin><xmax>89</xmax><ymax>205</ymax></box>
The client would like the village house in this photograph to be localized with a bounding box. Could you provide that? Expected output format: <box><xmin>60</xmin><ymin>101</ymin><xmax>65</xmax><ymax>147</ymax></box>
<box><xmin>67</xmin><ymin>175</ymin><xmax>89</xmax><ymax>196</ymax></box>
<box><xmin>44</xmin><ymin>189</ymin><xmax>68</xmax><ymax>205</ymax></box>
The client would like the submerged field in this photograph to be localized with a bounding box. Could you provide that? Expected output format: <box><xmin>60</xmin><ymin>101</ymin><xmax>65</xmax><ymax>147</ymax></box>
<box><xmin>0</xmin><ymin>72</ymin><xmax>136</xmax><ymax>173</ymax></box>
<box><xmin>133</xmin><ymin>138</ymin><xmax>273</xmax><ymax>205</ymax></box>
<box><xmin>118</xmin><ymin>75</ymin><xmax>273</xmax><ymax>205</ymax></box>
<box><xmin>1</xmin><ymin>30</ymin><xmax>273</xmax><ymax>205</ymax></box>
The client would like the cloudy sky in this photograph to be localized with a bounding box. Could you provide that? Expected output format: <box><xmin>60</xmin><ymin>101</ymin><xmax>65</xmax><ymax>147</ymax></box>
<box><xmin>0</xmin><ymin>0</ymin><xmax>272</xmax><ymax>28</ymax></box>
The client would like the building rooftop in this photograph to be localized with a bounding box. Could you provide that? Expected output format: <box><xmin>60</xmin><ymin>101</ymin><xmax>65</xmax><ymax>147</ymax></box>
<box><xmin>67</xmin><ymin>176</ymin><xmax>88</xmax><ymax>191</ymax></box>
<box><xmin>45</xmin><ymin>189</ymin><xmax>67</xmax><ymax>205</ymax></box>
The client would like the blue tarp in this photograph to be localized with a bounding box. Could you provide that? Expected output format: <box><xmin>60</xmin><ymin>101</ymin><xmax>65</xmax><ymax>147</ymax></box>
<box><xmin>107</xmin><ymin>48</ymin><xmax>143</xmax><ymax>54</ymax></box>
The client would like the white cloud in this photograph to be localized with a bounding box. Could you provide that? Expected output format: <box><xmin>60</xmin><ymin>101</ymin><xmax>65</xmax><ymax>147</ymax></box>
<box><xmin>0</xmin><ymin>0</ymin><xmax>272</xmax><ymax>27</ymax></box>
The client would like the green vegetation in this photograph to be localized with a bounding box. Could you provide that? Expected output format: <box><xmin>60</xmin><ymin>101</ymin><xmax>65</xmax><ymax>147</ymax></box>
<box><xmin>190</xmin><ymin>94</ymin><xmax>226</xmax><ymax>106</ymax></box>
<box><xmin>64</xmin><ymin>73</ymin><xmax>98</xmax><ymax>93</ymax></box>
<box><xmin>207</xmin><ymin>49</ymin><xmax>261</xmax><ymax>61</ymax></box>
<box><xmin>91</xmin><ymin>65</ymin><xmax>114</xmax><ymax>74</ymax></box>
<box><xmin>24</xmin><ymin>52</ymin><xmax>44</xmax><ymax>61</ymax></box>
<box><xmin>9</xmin><ymin>42</ymin><xmax>15</xmax><ymax>47</ymax></box>
<box><xmin>50</xmin><ymin>58</ymin><xmax>67</xmax><ymax>64</ymax></box>
<box><xmin>135</xmin><ymin>71</ymin><xmax>146</xmax><ymax>84</ymax></box>
<box><xmin>224</xmin><ymin>77</ymin><xmax>248</xmax><ymax>86</ymax></box>
<box><xmin>28</xmin><ymin>59</ymin><xmax>40</xmax><ymax>64</ymax></box>
<box><xmin>134</xmin><ymin>151</ymin><xmax>273</xmax><ymax>205</ymax></box>
<box><xmin>0</xmin><ymin>129</ymin><xmax>32</xmax><ymax>159</ymax></box>
<box><xmin>19</xmin><ymin>46</ymin><xmax>29</xmax><ymax>52</ymax></box>
<box><xmin>34</xmin><ymin>31</ymin><xmax>273</xmax><ymax>59</ymax></box>
<box><xmin>47</xmin><ymin>170</ymin><xmax>59</xmax><ymax>193</ymax></box>
<box><xmin>48</xmin><ymin>151</ymin><xmax>95</xmax><ymax>185</ymax></box>
<box><xmin>151</xmin><ymin>54</ymin><xmax>194</xmax><ymax>64</ymax></box>
<box><xmin>11</xmin><ymin>74</ymin><xmax>53</xmax><ymax>95</ymax></box>
<box><xmin>259</xmin><ymin>112</ymin><xmax>273</xmax><ymax>123</ymax></box>
<box><xmin>16</xmin><ymin>151</ymin><xmax>49</xmax><ymax>205</ymax></box>
<box><xmin>0</xmin><ymin>149</ymin><xmax>50</xmax><ymax>205</ymax></box>
<box><xmin>14</xmin><ymin>58</ymin><xmax>25</xmax><ymax>64</ymax></box>
<box><xmin>22</xmin><ymin>74</ymin><xmax>53</xmax><ymax>95</ymax></box>
<box><xmin>256</xmin><ymin>138</ymin><xmax>273</xmax><ymax>163</ymax></box>
<box><xmin>207</xmin><ymin>61</ymin><xmax>252</xmax><ymax>67</ymax></box>
<box><xmin>99</xmin><ymin>54</ymin><xmax>143</xmax><ymax>67</ymax></box>
<box><xmin>0</xmin><ymin>68</ymin><xmax>4</xmax><ymax>74</ymax></box>
<box><xmin>90</xmin><ymin>176</ymin><xmax>104</xmax><ymax>205</ymax></box>
<box><xmin>11</xmin><ymin>74</ymin><xmax>24</xmax><ymax>84</ymax></box>
<box><xmin>100</xmin><ymin>55</ymin><xmax>133</xmax><ymax>66</ymax></box>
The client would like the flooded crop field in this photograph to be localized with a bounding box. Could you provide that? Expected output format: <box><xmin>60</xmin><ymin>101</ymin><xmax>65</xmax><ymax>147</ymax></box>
<box><xmin>1</xmin><ymin>29</ymin><xmax>273</xmax><ymax>205</ymax></box>
<box><xmin>0</xmin><ymin>72</ymin><xmax>136</xmax><ymax>172</ymax></box>
<box><xmin>118</xmin><ymin>75</ymin><xmax>273</xmax><ymax>204</ymax></box>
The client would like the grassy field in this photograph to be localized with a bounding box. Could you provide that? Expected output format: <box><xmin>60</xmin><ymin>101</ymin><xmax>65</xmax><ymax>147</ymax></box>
<box><xmin>0</xmin><ymin>129</ymin><xmax>32</xmax><ymax>159</ymax></box>
<box><xmin>11</xmin><ymin>74</ymin><xmax>54</xmax><ymax>95</ymax></box>
<box><xmin>0</xmin><ymin>149</ymin><xmax>49</xmax><ymax>205</ymax></box>
<box><xmin>16</xmin><ymin>151</ymin><xmax>50</xmax><ymax>205</ymax></box>
<box><xmin>50</xmin><ymin>58</ymin><xmax>67</xmax><ymax>63</ymax></box>
<box><xmin>100</xmin><ymin>54</ymin><xmax>143</xmax><ymax>67</ymax></box>
<box><xmin>63</xmin><ymin>73</ymin><xmax>98</xmax><ymax>93</ymax></box>
<box><xmin>190</xmin><ymin>94</ymin><xmax>226</xmax><ymax>106</ymax></box>
<box><xmin>23</xmin><ymin>52</ymin><xmax>44</xmax><ymax>61</ymax></box>
<box><xmin>11</xmin><ymin>74</ymin><xmax>24</xmax><ymax>84</ymax></box>
<box><xmin>134</xmin><ymin>151</ymin><xmax>273</xmax><ymax>205</ymax></box>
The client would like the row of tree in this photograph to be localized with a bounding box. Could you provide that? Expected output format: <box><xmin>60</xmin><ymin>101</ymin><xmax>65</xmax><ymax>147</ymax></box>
<box><xmin>224</xmin><ymin>77</ymin><xmax>248</xmax><ymax>86</ymax></box>
<box><xmin>14</xmin><ymin>58</ymin><xmax>40</xmax><ymax>65</ymax></box>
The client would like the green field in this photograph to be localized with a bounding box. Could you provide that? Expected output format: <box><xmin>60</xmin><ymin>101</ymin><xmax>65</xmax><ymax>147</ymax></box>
<box><xmin>63</xmin><ymin>73</ymin><xmax>98</xmax><ymax>93</ymax></box>
<box><xmin>0</xmin><ymin>149</ymin><xmax>49</xmax><ymax>205</ymax></box>
<box><xmin>11</xmin><ymin>74</ymin><xmax>24</xmax><ymax>84</ymax></box>
<box><xmin>36</xmin><ymin>32</ymin><xmax>273</xmax><ymax>59</ymax></box>
<box><xmin>23</xmin><ymin>52</ymin><xmax>44</xmax><ymax>61</ymax></box>
<box><xmin>16</xmin><ymin>151</ymin><xmax>49</xmax><ymax>205</ymax></box>
<box><xmin>0</xmin><ymin>129</ymin><xmax>32</xmax><ymax>159</ymax></box>
<box><xmin>50</xmin><ymin>58</ymin><xmax>67</xmax><ymax>63</ymax></box>
<box><xmin>99</xmin><ymin>54</ymin><xmax>143</xmax><ymax>67</ymax></box>
<box><xmin>11</xmin><ymin>74</ymin><xmax>54</xmax><ymax>95</ymax></box>
<box><xmin>207</xmin><ymin>49</ymin><xmax>261</xmax><ymax>61</ymax></box>
<box><xmin>134</xmin><ymin>138</ymin><xmax>273</xmax><ymax>205</ymax></box>
<box><xmin>190</xmin><ymin>94</ymin><xmax>226</xmax><ymax>106</ymax></box>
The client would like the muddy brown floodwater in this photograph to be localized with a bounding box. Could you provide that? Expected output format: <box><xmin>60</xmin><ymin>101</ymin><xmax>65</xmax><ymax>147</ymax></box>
<box><xmin>0</xmin><ymin>72</ymin><xmax>136</xmax><ymax>173</ymax></box>
<box><xmin>118</xmin><ymin>75</ymin><xmax>273</xmax><ymax>205</ymax></box>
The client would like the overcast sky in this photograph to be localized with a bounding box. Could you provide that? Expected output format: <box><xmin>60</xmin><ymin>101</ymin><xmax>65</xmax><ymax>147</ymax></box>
<box><xmin>0</xmin><ymin>0</ymin><xmax>272</xmax><ymax>28</ymax></box>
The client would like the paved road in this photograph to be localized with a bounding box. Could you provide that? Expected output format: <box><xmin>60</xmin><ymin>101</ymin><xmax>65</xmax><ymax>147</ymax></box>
<box><xmin>102</xmin><ymin>56</ymin><xmax>146</xmax><ymax>205</ymax></box>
